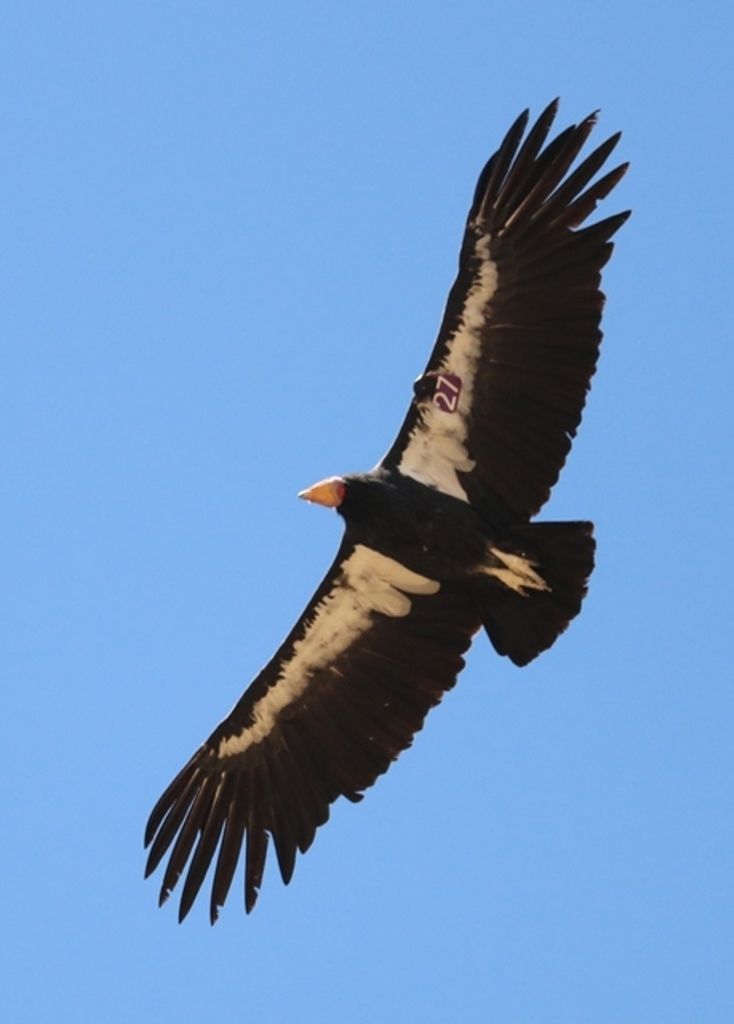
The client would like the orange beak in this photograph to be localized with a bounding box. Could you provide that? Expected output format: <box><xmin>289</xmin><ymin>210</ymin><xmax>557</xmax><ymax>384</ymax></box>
<box><xmin>298</xmin><ymin>476</ymin><xmax>346</xmax><ymax>508</ymax></box>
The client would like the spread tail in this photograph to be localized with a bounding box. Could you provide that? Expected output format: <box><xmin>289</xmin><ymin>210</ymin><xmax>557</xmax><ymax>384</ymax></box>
<box><xmin>475</xmin><ymin>521</ymin><xmax>595</xmax><ymax>667</ymax></box>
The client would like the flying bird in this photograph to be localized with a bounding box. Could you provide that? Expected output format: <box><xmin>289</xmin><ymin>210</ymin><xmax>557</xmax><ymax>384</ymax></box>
<box><xmin>145</xmin><ymin>100</ymin><xmax>629</xmax><ymax>922</ymax></box>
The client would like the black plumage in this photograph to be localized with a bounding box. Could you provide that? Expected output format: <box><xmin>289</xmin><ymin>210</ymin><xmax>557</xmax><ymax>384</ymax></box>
<box><xmin>145</xmin><ymin>100</ymin><xmax>629</xmax><ymax>922</ymax></box>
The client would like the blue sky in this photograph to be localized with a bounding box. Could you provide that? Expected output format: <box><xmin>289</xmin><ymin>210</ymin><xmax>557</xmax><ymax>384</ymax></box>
<box><xmin>4</xmin><ymin>2</ymin><xmax>733</xmax><ymax>1021</ymax></box>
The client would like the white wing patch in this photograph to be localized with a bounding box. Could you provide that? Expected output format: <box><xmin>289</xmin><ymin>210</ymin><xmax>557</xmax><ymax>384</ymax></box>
<box><xmin>217</xmin><ymin>546</ymin><xmax>439</xmax><ymax>758</ymax></box>
<box><xmin>396</xmin><ymin>231</ymin><xmax>498</xmax><ymax>500</ymax></box>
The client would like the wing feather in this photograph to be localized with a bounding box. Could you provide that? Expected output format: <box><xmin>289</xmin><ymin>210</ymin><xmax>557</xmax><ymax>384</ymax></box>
<box><xmin>179</xmin><ymin>773</ymin><xmax>232</xmax><ymax>922</ymax></box>
<box><xmin>159</xmin><ymin>776</ymin><xmax>216</xmax><ymax>908</ymax></box>
<box><xmin>265</xmin><ymin>754</ymin><xmax>298</xmax><ymax>886</ymax></box>
<box><xmin>244</xmin><ymin>769</ymin><xmax>269</xmax><ymax>914</ymax></box>
<box><xmin>210</xmin><ymin>775</ymin><xmax>247</xmax><ymax>921</ymax></box>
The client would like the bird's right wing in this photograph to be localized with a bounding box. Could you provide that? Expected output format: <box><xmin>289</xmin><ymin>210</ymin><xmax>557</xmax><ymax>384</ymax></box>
<box><xmin>144</xmin><ymin>539</ymin><xmax>480</xmax><ymax>922</ymax></box>
<box><xmin>381</xmin><ymin>100</ymin><xmax>629</xmax><ymax>522</ymax></box>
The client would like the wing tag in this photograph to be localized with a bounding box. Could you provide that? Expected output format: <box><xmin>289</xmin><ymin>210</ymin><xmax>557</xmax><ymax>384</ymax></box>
<box><xmin>413</xmin><ymin>372</ymin><xmax>463</xmax><ymax>413</ymax></box>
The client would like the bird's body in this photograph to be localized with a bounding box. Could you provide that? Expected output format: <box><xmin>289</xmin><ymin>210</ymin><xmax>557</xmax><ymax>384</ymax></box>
<box><xmin>337</xmin><ymin>471</ymin><xmax>489</xmax><ymax>580</ymax></box>
<box><xmin>145</xmin><ymin>100</ymin><xmax>629</xmax><ymax>922</ymax></box>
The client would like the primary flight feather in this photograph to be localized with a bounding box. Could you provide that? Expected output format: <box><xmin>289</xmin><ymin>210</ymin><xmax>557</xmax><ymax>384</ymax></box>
<box><xmin>144</xmin><ymin>99</ymin><xmax>629</xmax><ymax>922</ymax></box>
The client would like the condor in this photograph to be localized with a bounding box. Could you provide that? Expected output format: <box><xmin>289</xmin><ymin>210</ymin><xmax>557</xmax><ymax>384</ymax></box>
<box><xmin>145</xmin><ymin>99</ymin><xmax>629</xmax><ymax>922</ymax></box>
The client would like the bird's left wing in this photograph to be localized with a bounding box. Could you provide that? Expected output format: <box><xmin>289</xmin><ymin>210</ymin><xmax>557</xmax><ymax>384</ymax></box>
<box><xmin>145</xmin><ymin>539</ymin><xmax>480</xmax><ymax>922</ymax></box>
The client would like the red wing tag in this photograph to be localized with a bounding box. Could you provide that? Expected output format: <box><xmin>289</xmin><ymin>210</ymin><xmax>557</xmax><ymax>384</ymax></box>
<box><xmin>412</xmin><ymin>371</ymin><xmax>463</xmax><ymax>412</ymax></box>
<box><xmin>432</xmin><ymin>373</ymin><xmax>462</xmax><ymax>412</ymax></box>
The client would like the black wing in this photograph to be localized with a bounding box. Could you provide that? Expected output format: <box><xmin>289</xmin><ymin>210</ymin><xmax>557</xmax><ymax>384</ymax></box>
<box><xmin>145</xmin><ymin>539</ymin><xmax>480</xmax><ymax>921</ymax></box>
<box><xmin>381</xmin><ymin>99</ymin><xmax>629</xmax><ymax>523</ymax></box>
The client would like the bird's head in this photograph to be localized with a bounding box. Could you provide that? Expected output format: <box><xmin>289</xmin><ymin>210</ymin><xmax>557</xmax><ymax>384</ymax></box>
<box><xmin>298</xmin><ymin>473</ymin><xmax>391</xmax><ymax>524</ymax></box>
<box><xmin>298</xmin><ymin>475</ymin><xmax>347</xmax><ymax>509</ymax></box>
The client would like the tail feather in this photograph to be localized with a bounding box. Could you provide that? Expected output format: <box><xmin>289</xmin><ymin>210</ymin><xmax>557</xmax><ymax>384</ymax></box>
<box><xmin>475</xmin><ymin>521</ymin><xmax>595</xmax><ymax>667</ymax></box>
